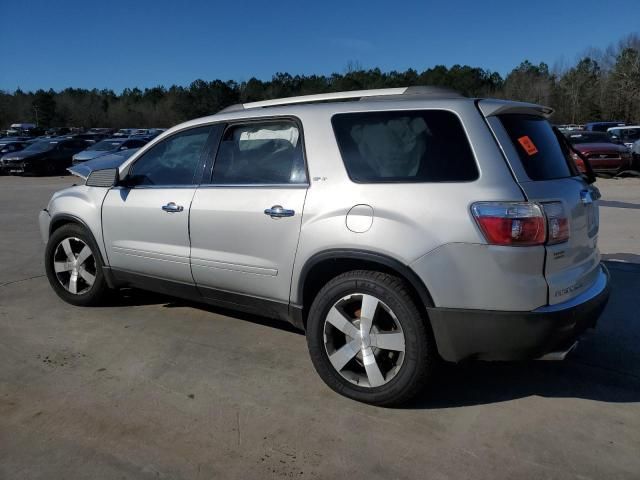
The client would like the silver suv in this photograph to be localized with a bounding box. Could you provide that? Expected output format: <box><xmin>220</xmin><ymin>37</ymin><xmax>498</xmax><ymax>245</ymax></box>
<box><xmin>39</xmin><ymin>87</ymin><xmax>610</xmax><ymax>405</ymax></box>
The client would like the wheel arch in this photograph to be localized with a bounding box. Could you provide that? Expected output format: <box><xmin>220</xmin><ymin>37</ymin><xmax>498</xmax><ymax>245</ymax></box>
<box><xmin>50</xmin><ymin>213</ymin><xmax>93</xmax><ymax>237</ymax></box>
<box><xmin>296</xmin><ymin>249</ymin><xmax>435</xmax><ymax>328</ymax></box>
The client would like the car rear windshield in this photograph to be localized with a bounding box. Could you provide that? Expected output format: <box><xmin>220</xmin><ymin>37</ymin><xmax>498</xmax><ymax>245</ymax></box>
<box><xmin>499</xmin><ymin>114</ymin><xmax>573</xmax><ymax>181</ymax></box>
<box><xmin>332</xmin><ymin>110</ymin><xmax>478</xmax><ymax>183</ymax></box>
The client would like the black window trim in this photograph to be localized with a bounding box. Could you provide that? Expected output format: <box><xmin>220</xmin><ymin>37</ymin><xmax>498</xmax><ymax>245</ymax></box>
<box><xmin>200</xmin><ymin>115</ymin><xmax>310</xmax><ymax>189</ymax></box>
<box><xmin>330</xmin><ymin>108</ymin><xmax>480</xmax><ymax>185</ymax></box>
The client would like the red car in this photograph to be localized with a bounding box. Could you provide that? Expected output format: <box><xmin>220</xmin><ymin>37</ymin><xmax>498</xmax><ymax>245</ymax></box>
<box><xmin>565</xmin><ymin>131</ymin><xmax>632</xmax><ymax>175</ymax></box>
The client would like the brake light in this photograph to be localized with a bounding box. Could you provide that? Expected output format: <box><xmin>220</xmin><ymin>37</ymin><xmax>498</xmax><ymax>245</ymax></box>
<box><xmin>542</xmin><ymin>202</ymin><xmax>569</xmax><ymax>244</ymax></box>
<box><xmin>471</xmin><ymin>202</ymin><xmax>546</xmax><ymax>246</ymax></box>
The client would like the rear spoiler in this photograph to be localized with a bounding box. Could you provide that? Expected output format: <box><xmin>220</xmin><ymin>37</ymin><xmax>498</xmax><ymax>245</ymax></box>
<box><xmin>478</xmin><ymin>99</ymin><xmax>554</xmax><ymax>118</ymax></box>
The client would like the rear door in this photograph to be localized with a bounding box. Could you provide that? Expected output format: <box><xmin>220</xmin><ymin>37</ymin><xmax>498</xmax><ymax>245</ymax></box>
<box><xmin>483</xmin><ymin>109</ymin><xmax>601</xmax><ymax>305</ymax></box>
<box><xmin>189</xmin><ymin>119</ymin><xmax>308</xmax><ymax>313</ymax></box>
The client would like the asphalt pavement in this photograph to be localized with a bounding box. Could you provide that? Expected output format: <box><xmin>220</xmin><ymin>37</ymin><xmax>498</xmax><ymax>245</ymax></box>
<box><xmin>1</xmin><ymin>175</ymin><xmax>639</xmax><ymax>479</ymax></box>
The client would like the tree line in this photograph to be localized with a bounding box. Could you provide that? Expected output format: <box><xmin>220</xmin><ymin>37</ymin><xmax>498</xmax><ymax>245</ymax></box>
<box><xmin>1</xmin><ymin>34</ymin><xmax>638</xmax><ymax>129</ymax></box>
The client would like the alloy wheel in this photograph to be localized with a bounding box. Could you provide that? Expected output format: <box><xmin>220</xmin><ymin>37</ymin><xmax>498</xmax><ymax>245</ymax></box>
<box><xmin>52</xmin><ymin>237</ymin><xmax>96</xmax><ymax>295</ymax></box>
<box><xmin>323</xmin><ymin>293</ymin><xmax>406</xmax><ymax>388</ymax></box>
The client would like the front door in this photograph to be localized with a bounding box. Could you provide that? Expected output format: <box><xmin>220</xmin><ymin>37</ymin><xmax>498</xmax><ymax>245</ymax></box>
<box><xmin>189</xmin><ymin>119</ymin><xmax>308</xmax><ymax>311</ymax></box>
<box><xmin>102</xmin><ymin>125</ymin><xmax>214</xmax><ymax>284</ymax></box>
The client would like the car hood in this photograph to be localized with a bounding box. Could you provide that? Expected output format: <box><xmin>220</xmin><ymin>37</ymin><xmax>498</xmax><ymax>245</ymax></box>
<box><xmin>573</xmin><ymin>143</ymin><xmax>628</xmax><ymax>154</ymax></box>
<box><xmin>73</xmin><ymin>149</ymin><xmax>111</xmax><ymax>161</ymax></box>
<box><xmin>67</xmin><ymin>149</ymin><xmax>139</xmax><ymax>180</ymax></box>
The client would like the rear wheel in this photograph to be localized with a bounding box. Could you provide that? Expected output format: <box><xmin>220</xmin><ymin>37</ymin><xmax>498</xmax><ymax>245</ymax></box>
<box><xmin>45</xmin><ymin>224</ymin><xmax>109</xmax><ymax>306</ymax></box>
<box><xmin>306</xmin><ymin>270</ymin><xmax>435</xmax><ymax>406</ymax></box>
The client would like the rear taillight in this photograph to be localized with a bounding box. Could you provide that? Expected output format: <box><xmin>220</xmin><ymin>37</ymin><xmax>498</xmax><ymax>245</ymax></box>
<box><xmin>542</xmin><ymin>202</ymin><xmax>569</xmax><ymax>244</ymax></box>
<box><xmin>471</xmin><ymin>202</ymin><xmax>546</xmax><ymax>246</ymax></box>
<box><xmin>472</xmin><ymin>201</ymin><xmax>570</xmax><ymax>246</ymax></box>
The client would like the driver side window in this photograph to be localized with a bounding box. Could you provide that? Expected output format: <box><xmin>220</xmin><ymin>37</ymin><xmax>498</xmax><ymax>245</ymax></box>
<box><xmin>129</xmin><ymin>126</ymin><xmax>212</xmax><ymax>186</ymax></box>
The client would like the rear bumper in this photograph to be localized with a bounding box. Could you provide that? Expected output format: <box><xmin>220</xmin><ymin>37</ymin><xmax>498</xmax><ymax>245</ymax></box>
<box><xmin>427</xmin><ymin>264</ymin><xmax>610</xmax><ymax>362</ymax></box>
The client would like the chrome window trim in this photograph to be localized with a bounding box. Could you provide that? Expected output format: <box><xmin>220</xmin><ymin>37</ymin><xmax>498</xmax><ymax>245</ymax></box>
<box><xmin>197</xmin><ymin>183</ymin><xmax>309</xmax><ymax>189</ymax></box>
<box><xmin>111</xmin><ymin>185</ymin><xmax>197</xmax><ymax>190</ymax></box>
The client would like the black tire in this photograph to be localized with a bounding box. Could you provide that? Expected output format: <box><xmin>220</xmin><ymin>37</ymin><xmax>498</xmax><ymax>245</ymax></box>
<box><xmin>306</xmin><ymin>270</ymin><xmax>435</xmax><ymax>406</ymax></box>
<box><xmin>45</xmin><ymin>223</ymin><xmax>110</xmax><ymax>306</ymax></box>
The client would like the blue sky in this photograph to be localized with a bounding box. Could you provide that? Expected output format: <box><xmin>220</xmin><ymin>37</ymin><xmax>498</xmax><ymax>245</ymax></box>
<box><xmin>2</xmin><ymin>0</ymin><xmax>639</xmax><ymax>92</ymax></box>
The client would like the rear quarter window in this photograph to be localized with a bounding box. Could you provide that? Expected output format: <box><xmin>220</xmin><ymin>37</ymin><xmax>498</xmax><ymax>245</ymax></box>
<box><xmin>499</xmin><ymin>114</ymin><xmax>574</xmax><ymax>181</ymax></box>
<box><xmin>332</xmin><ymin>110</ymin><xmax>478</xmax><ymax>183</ymax></box>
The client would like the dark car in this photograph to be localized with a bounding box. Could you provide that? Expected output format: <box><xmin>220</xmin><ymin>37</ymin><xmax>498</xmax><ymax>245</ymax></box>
<box><xmin>0</xmin><ymin>139</ymin><xmax>29</xmax><ymax>153</ymax></box>
<box><xmin>44</xmin><ymin>127</ymin><xmax>71</xmax><ymax>137</ymax></box>
<box><xmin>0</xmin><ymin>138</ymin><xmax>91</xmax><ymax>175</ymax></box>
<box><xmin>53</xmin><ymin>133</ymin><xmax>108</xmax><ymax>145</ymax></box>
<box><xmin>71</xmin><ymin>133</ymin><xmax>109</xmax><ymax>144</ymax></box>
<box><xmin>565</xmin><ymin>131</ymin><xmax>632</xmax><ymax>175</ymax></box>
<box><xmin>72</xmin><ymin>137</ymin><xmax>149</xmax><ymax>164</ymax></box>
<box><xmin>583</xmin><ymin>121</ymin><xmax>626</xmax><ymax>132</ymax></box>
<box><xmin>0</xmin><ymin>140</ymin><xmax>29</xmax><ymax>174</ymax></box>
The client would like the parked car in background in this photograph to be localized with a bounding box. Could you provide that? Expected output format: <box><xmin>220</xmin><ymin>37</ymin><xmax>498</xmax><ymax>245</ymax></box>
<box><xmin>0</xmin><ymin>139</ymin><xmax>29</xmax><ymax>155</ymax></box>
<box><xmin>631</xmin><ymin>139</ymin><xmax>640</xmax><ymax>170</ymax></box>
<box><xmin>72</xmin><ymin>133</ymin><xmax>109</xmax><ymax>144</ymax></box>
<box><xmin>45</xmin><ymin>127</ymin><xmax>71</xmax><ymax>137</ymax></box>
<box><xmin>38</xmin><ymin>87</ymin><xmax>609</xmax><ymax>406</ymax></box>
<box><xmin>565</xmin><ymin>131</ymin><xmax>632</xmax><ymax>175</ymax></box>
<box><xmin>584</xmin><ymin>121</ymin><xmax>625</xmax><ymax>132</ymax></box>
<box><xmin>87</xmin><ymin>128</ymin><xmax>115</xmax><ymax>135</ymax></box>
<box><xmin>72</xmin><ymin>137</ymin><xmax>149</xmax><ymax>164</ymax></box>
<box><xmin>556</xmin><ymin>124</ymin><xmax>583</xmax><ymax>132</ymax></box>
<box><xmin>113</xmin><ymin>128</ymin><xmax>137</xmax><ymax>137</ymax></box>
<box><xmin>607</xmin><ymin>126</ymin><xmax>640</xmax><ymax>149</ymax></box>
<box><xmin>0</xmin><ymin>139</ymin><xmax>30</xmax><ymax>173</ymax></box>
<box><xmin>0</xmin><ymin>138</ymin><xmax>90</xmax><ymax>175</ymax></box>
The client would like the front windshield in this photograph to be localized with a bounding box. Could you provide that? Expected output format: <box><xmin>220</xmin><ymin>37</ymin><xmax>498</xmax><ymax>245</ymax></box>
<box><xmin>23</xmin><ymin>140</ymin><xmax>57</xmax><ymax>152</ymax></box>
<box><xmin>567</xmin><ymin>132</ymin><xmax>613</xmax><ymax>144</ymax></box>
<box><xmin>88</xmin><ymin>139</ymin><xmax>122</xmax><ymax>151</ymax></box>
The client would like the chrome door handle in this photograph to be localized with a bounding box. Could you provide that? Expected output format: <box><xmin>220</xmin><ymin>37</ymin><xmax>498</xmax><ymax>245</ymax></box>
<box><xmin>162</xmin><ymin>202</ymin><xmax>184</xmax><ymax>213</ymax></box>
<box><xmin>264</xmin><ymin>205</ymin><xmax>295</xmax><ymax>218</ymax></box>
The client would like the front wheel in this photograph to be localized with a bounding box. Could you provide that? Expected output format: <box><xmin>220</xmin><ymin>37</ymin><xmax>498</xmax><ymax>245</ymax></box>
<box><xmin>45</xmin><ymin>224</ymin><xmax>109</xmax><ymax>306</ymax></box>
<box><xmin>306</xmin><ymin>270</ymin><xmax>436</xmax><ymax>406</ymax></box>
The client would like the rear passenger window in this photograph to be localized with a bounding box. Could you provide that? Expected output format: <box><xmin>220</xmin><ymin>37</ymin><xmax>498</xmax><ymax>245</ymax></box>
<box><xmin>212</xmin><ymin>121</ymin><xmax>306</xmax><ymax>185</ymax></box>
<box><xmin>332</xmin><ymin>110</ymin><xmax>478</xmax><ymax>183</ymax></box>
<box><xmin>499</xmin><ymin>114</ymin><xmax>573</xmax><ymax>181</ymax></box>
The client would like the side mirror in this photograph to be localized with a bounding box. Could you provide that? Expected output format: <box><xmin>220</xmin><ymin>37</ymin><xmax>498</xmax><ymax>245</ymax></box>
<box><xmin>86</xmin><ymin>168</ymin><xmax>119</xmax><ymax>187</ymax></box>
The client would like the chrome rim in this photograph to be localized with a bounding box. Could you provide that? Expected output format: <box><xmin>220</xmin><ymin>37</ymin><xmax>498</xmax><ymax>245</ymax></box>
<box><xmin>53</xmin><ymin>237</ymin><xmax>96</xmax><ymax>295</ymax></box>
<box><xmin>323</xmin><ymin>293</ymin><xmax>405</xmax><ymax>388</ymax></box>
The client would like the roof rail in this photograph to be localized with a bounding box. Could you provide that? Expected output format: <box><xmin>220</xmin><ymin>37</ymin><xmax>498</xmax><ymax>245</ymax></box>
<box><xmin>243</xmin><ymin>87</ymin><xmax>407</xmax><ymax>109</ymax></box>
<box><xmin>217</xmin><ymin>86</ymin><xmax>463</xmax><ymax>113</ymax></box>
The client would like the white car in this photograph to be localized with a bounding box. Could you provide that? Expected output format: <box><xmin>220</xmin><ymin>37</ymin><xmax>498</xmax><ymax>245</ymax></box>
<box><xmin>607</xmin><ymin>125</ymin><xmax>640</xmax><ymax>148</ymax></box>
